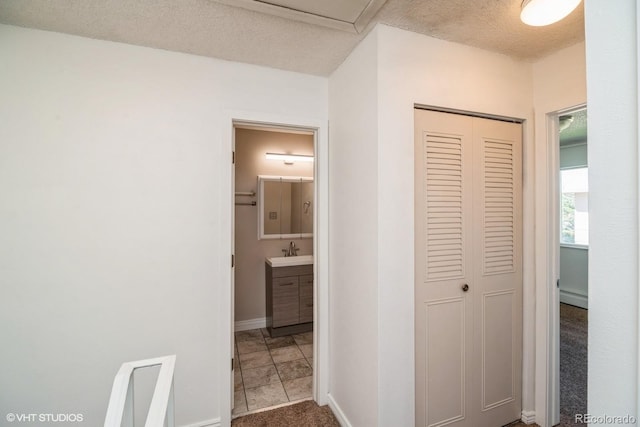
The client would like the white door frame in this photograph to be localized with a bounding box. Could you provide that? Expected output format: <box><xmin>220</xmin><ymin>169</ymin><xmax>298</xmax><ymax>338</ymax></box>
<box><xmin>543</xmin><ymin>103</ymin><xmax>587</xmax><ymax>427</ymax></box>
<box><xmin>219</xmin><ymin>110</ymin><xmax>329</xmax><ymax>427</ymax></box>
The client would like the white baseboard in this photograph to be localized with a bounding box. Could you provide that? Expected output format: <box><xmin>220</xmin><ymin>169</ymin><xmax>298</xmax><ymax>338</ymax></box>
<box><xmin>327</xmin><ymin>393</ymin><xmax>352</xmax><ymax>427</ymax></box>
<box><xmin>521</xmin><ymin>410</ymin><xmax>536</xmax><ymax>424</ymax></box>
<box><xmin>559</xmin><ymin>290</ymin><xmax>588</xmax><ymax>309</ymax></box>
<box><xmin>180</xmin><ymin>418</ymin><xmax>220</xmax><ymax>427</ymax></box>
<box><xmin>235</xmin><ymin>317</ymin><xmax>266</xmax><ymax>331</ymax></box>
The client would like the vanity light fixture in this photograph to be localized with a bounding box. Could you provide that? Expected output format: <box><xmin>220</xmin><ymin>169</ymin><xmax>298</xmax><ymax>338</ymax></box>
<box><xmin>265</xmin><ymin>152</ymin><xmax>314</xmax><ymax>165</ymax></box>
<box><xmin>520</xmin><ymin>0</ymin><xmax>581</xmax><ymax>26</ymax></box>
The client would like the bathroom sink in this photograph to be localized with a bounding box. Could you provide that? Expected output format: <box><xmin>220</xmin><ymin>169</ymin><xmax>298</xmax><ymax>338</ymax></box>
<box><xmin>266</xmin><ymin>255</ymin><xmax>314</xmax><ymax>267</ymax></box>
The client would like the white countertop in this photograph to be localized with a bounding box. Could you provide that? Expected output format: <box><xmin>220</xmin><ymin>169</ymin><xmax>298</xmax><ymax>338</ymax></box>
<box><xmin>266</xmin><ymin>255</ymin><xmax>313</xmax><ymax>267</ymax></box>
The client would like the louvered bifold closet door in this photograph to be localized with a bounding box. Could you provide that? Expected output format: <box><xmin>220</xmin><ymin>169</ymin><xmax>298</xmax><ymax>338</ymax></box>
<box><xmin>471</xmin><ymin>117</ymin><xmax>522</xmax><ymax>427</ymax></box>
<box><xmin>414</xmin><ymin>110</ymin><xmax>474</xmax><ymax>427</ymax></box>
<box><xmin>425</xmin><ymin>134</ymin><xmax>465</xmax><ymax>280</ymax></box>
<box><xmin>415</xmin><ymin>110</ymin><xmax>522</xmax><ymax>427</ymax></box>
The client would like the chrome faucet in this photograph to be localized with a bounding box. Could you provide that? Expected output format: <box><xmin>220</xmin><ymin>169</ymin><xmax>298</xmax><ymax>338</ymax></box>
<box><xmin>287</xmin><ymin>241</ymin><xmax>299</xmax><ymax>257</ymax></box>
<box><xmin>281</xmin><ymin>241</ymin><xmax>299</xmax><ymax>257</ymax></box>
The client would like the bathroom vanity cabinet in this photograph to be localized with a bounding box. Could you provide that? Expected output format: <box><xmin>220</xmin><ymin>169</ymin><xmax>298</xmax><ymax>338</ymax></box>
<box><xmin>265</xmin><ymin>261</ymin><xmax>313</xmax><ymax>337</ymax></box>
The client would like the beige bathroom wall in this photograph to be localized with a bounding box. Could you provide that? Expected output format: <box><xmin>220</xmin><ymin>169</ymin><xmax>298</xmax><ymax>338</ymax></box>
<box><xmin>234</xmin><ymin>128</ymin><xmax>314</xmax><ymax>323</ymax></box>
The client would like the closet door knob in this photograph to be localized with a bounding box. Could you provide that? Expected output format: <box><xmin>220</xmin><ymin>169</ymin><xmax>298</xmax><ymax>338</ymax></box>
<box><xmin>462</xmin><ymin>284</ymin><xmax>469</xmax><ymax>292</ymax></box>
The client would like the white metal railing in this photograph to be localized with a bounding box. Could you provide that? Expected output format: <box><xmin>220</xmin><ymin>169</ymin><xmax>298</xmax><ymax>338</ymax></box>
<box><xmin>104</xmin><ymin>355</ymin><xmax>176</xmax><ymax>427</ymax></box>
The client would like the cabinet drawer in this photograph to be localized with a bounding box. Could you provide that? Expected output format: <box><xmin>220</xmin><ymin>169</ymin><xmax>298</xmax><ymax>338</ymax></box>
<box><xmin>272</xmin><ymin>264</ymin><xmax>313</xmax><ymax>278</ymax></box>
<box><xmin>273</xmin><ymin>276</ymin><xmax>298</xmax><ymax>296</ymax></box>
<box><xmin>273</xmin><ymin>276</ymin><xmax>299</xmax><ymax>327</ymax></box>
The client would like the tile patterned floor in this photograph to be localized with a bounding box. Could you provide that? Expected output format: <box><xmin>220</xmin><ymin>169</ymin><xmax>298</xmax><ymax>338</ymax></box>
<box><xmin>233</xmin><ymin>328</ymin><xmax>313</xmax><ymax>417</ymax></box>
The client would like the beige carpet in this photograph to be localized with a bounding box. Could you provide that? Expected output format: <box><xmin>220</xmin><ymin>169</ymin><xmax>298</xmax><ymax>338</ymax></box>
<box><xmin>559</xmin><ymin>303</ymin><xmax>587</xmax><ymax>426</ymax></box>
<box><xmin>231</xmin><ymin>400</ymin><xmax>340</xmax><ymax>427</ymax></box>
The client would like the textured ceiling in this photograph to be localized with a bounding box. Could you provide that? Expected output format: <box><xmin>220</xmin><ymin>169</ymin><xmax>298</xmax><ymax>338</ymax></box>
<box><xmin>255</xmin><ymin>0</ymin><xmax>373</xmax><ymax>22</ymax></box>
<box><xmin>377</xmin><ymin>0</ymin><xmax>584</xmax><ymax>62</ymax></box>
<box><xmin>0</xmin><ymin>0</ymin><xmax>585</xmax><ymax>76</ymax></box>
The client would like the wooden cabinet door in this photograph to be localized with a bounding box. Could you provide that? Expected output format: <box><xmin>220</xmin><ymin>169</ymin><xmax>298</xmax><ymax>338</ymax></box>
<box><xmin>299</xmin><ymin>274</ymin><xmax>314</xmax><ymax>323</ymax></box>
<box><xmin>272</xmin><ymin>276</ymin><xmax>299</xmax><ymax>327</ymax></box>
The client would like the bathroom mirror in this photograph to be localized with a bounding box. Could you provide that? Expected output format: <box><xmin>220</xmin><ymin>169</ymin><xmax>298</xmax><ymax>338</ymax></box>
<box><xmin>258</xmin><ymin>175</ymin><xmax>313</xmax><ymax>239</ymax></box>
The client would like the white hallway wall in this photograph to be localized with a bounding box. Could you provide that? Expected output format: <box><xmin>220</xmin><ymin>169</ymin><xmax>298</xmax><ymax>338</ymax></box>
<box><xmin>328</xmin><ymin>29</ymin><xmax>380</xmax><ymax>427</ymax></box>
<box><xmin>585</xmin><ymin>0</ymin><xmax>639</xmax><ymax>421</ymax></box>
<box><xmin>376</xmin><ymin>25</ymin><xmax>535</xmax><ymax>426</ymax></box>
<box><xmin>0</xmin><ymin>24</ymin><xmax>327</xmax><ymax>426</ymax></box>
<box><xmin>330</xmin><ymin>24</ymin><xmax>535</xmax><ymax>427</ymax></box>
<box><xmin>329</xmin><ymin>25</ymin><xmax>593</xmax><ymax>427</ymax></box>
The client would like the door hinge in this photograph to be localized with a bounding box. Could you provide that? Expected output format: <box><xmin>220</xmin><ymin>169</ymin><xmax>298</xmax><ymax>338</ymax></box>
<box><xmin>557</xmin><ymin>279</ymin><xmax>560</xmax><ymax>288</ymax></box>
<box><xmin>232</xmin><ymin>254</ymin><xmax>235</xmax><ymax>268</ymax></box>
<box><xmin>232</xmin><ymin>151</ymin><xmax>235</xmax><ymax>164</ymax></box>
<box><xmin>231</xmin><ymin>358</ymin><xmax>234</xmax><ymax>370</ymax></box>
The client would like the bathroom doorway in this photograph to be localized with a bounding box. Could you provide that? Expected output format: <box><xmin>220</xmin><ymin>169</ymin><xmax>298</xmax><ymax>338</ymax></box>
<box><xmin>231</xmin><ymin>122</ymin><xmax>318</xmax><ymax>418</ymax></box>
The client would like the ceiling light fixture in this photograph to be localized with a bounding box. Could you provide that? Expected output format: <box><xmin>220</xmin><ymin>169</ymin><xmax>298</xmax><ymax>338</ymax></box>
<box><xmin>559</xmin><ymin>115</ymin><xmax>574</xmax><ymax>132</ymax></box>
<box><xmin>265</xmin><ymin>152</ymin><xmax>314</xmax><ymax>165</ymax></box>
<box><xmin>520</xmin><ymin>0</ymin><xmax>582</xmax><ymax>26</ymax></box>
